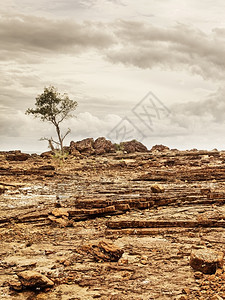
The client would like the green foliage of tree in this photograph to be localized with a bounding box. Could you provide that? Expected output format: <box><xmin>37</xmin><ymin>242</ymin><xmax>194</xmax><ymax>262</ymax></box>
<box><xmin>26</xmin><ymin>86</ymin><xmax>77</xmax><ymax>155</ymax></box>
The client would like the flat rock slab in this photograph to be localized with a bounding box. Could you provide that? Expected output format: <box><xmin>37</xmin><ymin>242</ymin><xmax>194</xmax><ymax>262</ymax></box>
<box><xmin>190</xmin><ymin>248</ymin><xmax>224</xmax><ymax>274</ymax></box>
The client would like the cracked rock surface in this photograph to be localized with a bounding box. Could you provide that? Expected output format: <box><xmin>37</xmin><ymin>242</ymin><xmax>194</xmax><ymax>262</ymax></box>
<box><xmin>1</xmin><ymin>148</ymin><xmax>225</xmax><ymax>299</ymax></box>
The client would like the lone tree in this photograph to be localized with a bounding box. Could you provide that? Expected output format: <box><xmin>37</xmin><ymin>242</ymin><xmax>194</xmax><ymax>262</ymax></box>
<box><xmin>26</xmin><ymin>86</ymin><xmax>77</xmax><ymax>155</ymax></box>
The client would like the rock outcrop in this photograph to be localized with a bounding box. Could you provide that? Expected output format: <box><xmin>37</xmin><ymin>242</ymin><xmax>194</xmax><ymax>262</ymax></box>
<box><xmin>40</xmin><ymin>151</ymin><xmax>53</xmax><ymax>158</ymax></box>
<box><xmin>75</xmin><ymin>138</ymin><xmax>95</xmax><ymax>155</ymax></box>
<box><xmin>150</xmin><ymin>144</ymin><xmax>170</xmax><ymax>152</ymax></box>
<box><xmin>120</xmin><ymin>140</ymin><xmax>148</xmax><ymax>153</ymax></box>
<box><xmin>70</xmin><ymin>138</ymin><xmax>95</xmax><ymax>156</ymax></box>
<box><xmin>70</xmin><ymin>137</ymin><xmax>116</xmax><ymax>156</ymax></box>
<box><xmin>6</xmin><ymin>151</ymin><xmax>30</xmax><ymax>161</ymax></box>
<box><xmin>93</xmin><ymin>137</ymin><xmax>115</xmax><ymax>155</ymax></box>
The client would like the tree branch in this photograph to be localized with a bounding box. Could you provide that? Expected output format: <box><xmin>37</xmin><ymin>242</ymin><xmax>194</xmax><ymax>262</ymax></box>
<box><xmin>62</xmin><ymin>128</ymin><xmax>71</xmax><ymax>142</ymax></box>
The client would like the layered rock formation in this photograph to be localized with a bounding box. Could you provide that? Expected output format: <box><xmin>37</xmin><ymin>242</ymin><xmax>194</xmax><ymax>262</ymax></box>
<box><xmin>69</xmin><ymin>137</ymin><xmax>148</xmax><ymax>156</ymax></box>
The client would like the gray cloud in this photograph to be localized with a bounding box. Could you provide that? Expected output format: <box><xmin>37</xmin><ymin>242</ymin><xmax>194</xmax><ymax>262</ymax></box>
<box><xmin>0</xmin><ymin>14</ymin><xmax>114</xmax><ymax>60</ymax></box>
<box><xmin>105</xmin><ymin>21</ymin><xmax>225</xmax><ymax>80</ymax></box>
<box><xmin>1</xmin><ymin>13</ymin><xmax>225</xmax><ymax>82</ymax></box>
<box><xmin>172</xmin><ymin>87</ymin><xmax>225</xmax><ymax>123</ymax></box>
<box><xmin>2</xmin><ymin>3</ymin><xmax>225</xmax><ymax>152</ymax></box>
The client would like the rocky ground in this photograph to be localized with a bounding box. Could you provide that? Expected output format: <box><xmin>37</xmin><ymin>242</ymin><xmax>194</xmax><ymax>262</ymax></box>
<box><xmin>1</xmin><ymin>144</ymin><xmax>225</xmax><ymax>299</ymax></box>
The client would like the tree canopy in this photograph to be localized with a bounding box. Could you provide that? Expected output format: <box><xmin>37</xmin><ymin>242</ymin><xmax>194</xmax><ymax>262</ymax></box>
<box><xmin>26</xmin><ymin>86</ymin><xmax>78</xmax><ymax>154</ymax></box>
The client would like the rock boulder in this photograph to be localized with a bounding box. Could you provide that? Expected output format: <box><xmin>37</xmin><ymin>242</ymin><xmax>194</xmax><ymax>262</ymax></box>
<box><xmin>6</xmin><ymin>151</ymin><xmax>30</xmax><ymax>161</ymax></box>
<box><xmin>151</xmin><ymin>184</ymin><xmax>165</xmax><ymax>193</ymax></box>
<box><xmin>17</xmin><ymin>270</ymin><xmax>54</xmax><ymax>289</ymax></box>
<box><xmin>150</xmin><ymin>144</ymin><xmax>170</xmax><ymax>152</ymax></box>
<box><xmin>70</xmin><ymin>138</ymin><xmax>95</xmax><ymax>155</ymax></box>
<box><xmin>82</xmin><ymin>240</ymin><xmax>124</xmax><ymax>262</ymax></box>
<box><xmin>93</xmin><ymin>137</ymin><xmax>116</xmax><ymax>155</ymax></box>
<box><xmin>190</xmin><ymin>248</ymin><xmax>224</xmax><ymax>274</ymax></box>
<box><xmin>120</xmin><ymin>140</ymin><xmax>148</xmax><ymax>153</ymax></box>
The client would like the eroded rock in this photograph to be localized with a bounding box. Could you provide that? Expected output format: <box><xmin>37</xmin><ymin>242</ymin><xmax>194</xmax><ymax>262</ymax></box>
<box><xmin>8</xmin><ymin>278</ymin><xmax>23</xmax><ymax>291</ymax></box>
<box><xmin>151</xmin><ymin>184</ymin><xmax>165</xmax><ymax>193</ymax></box>
<box><xmin>0</xmin><ymin>185</ymin><xmax>7</xmax><ymax>194</ymax></box>
<box><xmin>82</xmin><ymin>240</ymin><xmax>124</xmax><ymax>262</ymax></box>
<box><xmin>69</xmin><ymin>141</ymin><xmax>81</xmax><ymax>156</ymax></box>
<box><xmin>6</xmin><ymin>151</ymin><xmax>30</xmax><ymax>161</ymax></box>
<box><xmin>48</xmin><ymin>215</ymin><xmax>70</xmax><ymax>227</ymax></box>
<box><xmin>93</xmin><ymin>137</ymin><xmax>115</xmax><ymax>155</ymax></box>
<box><xmin>40</xmin><ymin>151</ymin><xmax>53</xmax><ymax>158</ymax></box>
<box><xmin>190</xmin><ymin>248</ymin><xmax>224</xmax><ymax>274</ymax></box>
<box><xmin>17</xmin><ymin>270</ymin><xmax>54</xmax><ymax>289</ymax></box>
<box><xmin>51</xmin><ymin>207</ymin><xmax>69</xmax><ymax>217</ymax></box>
<box><xmin>120</xmin><ymin>140</ymin><xmax>148</xmax><ymax>153</ymax></box>
<box><xmin>74</xmin><ymin>138</ymin><xmax>95</xmax><ymax>155</ymax></box>
<box><xmin>150</xmin><ymin>144</ymin><xmax>170</xmax><ymax>152</ymax></box>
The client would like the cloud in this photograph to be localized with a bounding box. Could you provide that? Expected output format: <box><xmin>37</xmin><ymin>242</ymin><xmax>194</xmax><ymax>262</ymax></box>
<box><xmin>1</xmin><ymin>5</ymin><xmax>225</xmax><ymax>152</ymax></box>
<box><xmin>68</xmin><ymin>111</ymin><xmax>121</xmax><ymax>140</ymax></box>
<box><xmin>0</xmin><ymin>14</ymin><xmax>114</xmax><ymax>61</ymax></box>
<box><xmin>172</xmin><ymin>87</ymin><xmax>225</xmax><ymax>123</ymax></box>
<box><xmin>105</xmin><ymin>21</ymin><xmax>225</xmax><ymax>80</ymax></box>
<box><xmin>1</xmin><ymin>12</ymin><xmax>225</xmax><ymax>81</ymax></box>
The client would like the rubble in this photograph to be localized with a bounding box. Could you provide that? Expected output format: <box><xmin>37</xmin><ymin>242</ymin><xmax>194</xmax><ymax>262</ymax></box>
<box><xmin>8</xmin><ymin>278</ymin><xmax>23</xmax><ymax>291</ymax></box>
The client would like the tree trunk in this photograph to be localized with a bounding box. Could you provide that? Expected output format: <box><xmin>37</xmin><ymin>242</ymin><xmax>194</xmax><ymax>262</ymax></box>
<box><xmin>48</xmin><ymin>139</ymin><xmax>55</xmax><ymax>152</ymax></box>
<box><xmin>55</xmin><ymin>124</ymin><xmax>64</xmax><ymax>155</ymax></box>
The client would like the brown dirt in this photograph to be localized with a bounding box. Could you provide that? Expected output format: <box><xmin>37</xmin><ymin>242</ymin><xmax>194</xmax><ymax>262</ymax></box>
<box><xmin>1</xmin><ymin>149</ymin><xmax>225</xmax><ymax>299</ymax></box>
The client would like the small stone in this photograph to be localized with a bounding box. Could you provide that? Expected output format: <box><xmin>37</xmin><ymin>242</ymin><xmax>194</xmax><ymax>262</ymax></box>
<box><xmin>194</xmin><ymin>271</ymin><xmax>203</xmax><ymax>279</ymax></box>
<box><xmin>209</xmin><ymin>274</ymin><xmax>216</xmax><ymax>281</ymax></box>
<box><xmin>151</xmin><ymin>184</ymin><xmax>165</xmax><ymax>193</ymax></box>
<box><xmin>48</xmin><ymin>215</ymin><xmax>69</xmax><ymax>227</ymax></box>
<box><xmin>8</xmin><ymin>278</ymin><xmax>23</xmax><ymax>291</ymax></box>
<box><xmin>190</xmin><ymin>249</ymin><xmax>224</xmax><ymax>274</ymax></box>
<box><xmin>216</xmin><ymin>268</ymin><xmax>223</xmax><ymax>276</ymax></box>
<box><xmin>25</xmin><ymin>240</ymin><xmax>33</xmax><ymax>247</ymax></box>
<box><xmin>182</xmin><ymin>288</ymin><xmax>190</xmax><ymax>295</ymax></box>
<box><xmin>177</xmin><ymin>296</ymin><xmax>188</xmax><ymax>300</ymax></box>
<box><xmin>51</xmin><ymin>208</ymin><xmax>69</xmax><ymax>217</ymax></box>
<box><xmin>0</xmin><ymin>185</ymin><xmax>7</xmax><ymax>194</ymax></box>
<box><xmin>118</xmin><ymin>258</ymin><xmax>128</xmax><ymax>265</ymax></box>
<box><xmin>63</xmin><ymin>260</ymin><xmax>71</xmax><ymax>266</ymax></box>
<box><xmin>140</xmin><ymin>255</ymin><xmax>148</xmax><ymax>265</ymax></box>
<box><xmin>17</xmin><ymin>270</ymin><xmax>54</xmax><ymax>289</ymax></box>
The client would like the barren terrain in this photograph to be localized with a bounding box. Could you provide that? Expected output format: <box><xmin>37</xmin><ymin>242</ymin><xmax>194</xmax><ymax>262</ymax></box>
<box><xmin>1</xmin><ymin>147</ymin><xmax>225</xmax><ymax>299</ymax></box>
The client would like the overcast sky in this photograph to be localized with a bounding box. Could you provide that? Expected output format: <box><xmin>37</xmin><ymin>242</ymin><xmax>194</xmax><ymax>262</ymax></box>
<box><xmin>1</xmin><ymin>0</ymin><xmax>225</xmax><ymax>152</ymax></box>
